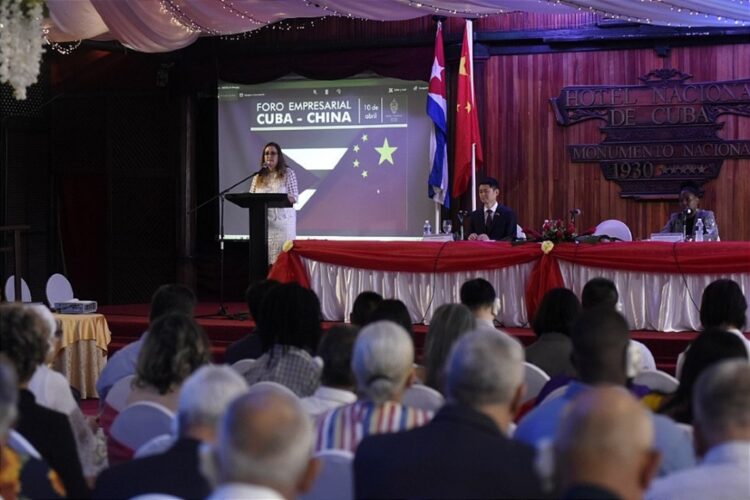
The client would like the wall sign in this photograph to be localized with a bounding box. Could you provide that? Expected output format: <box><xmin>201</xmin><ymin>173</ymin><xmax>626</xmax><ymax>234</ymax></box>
<box><xmin>550</xmin><ymin>69</ymin><xmax>750</xmax><ymax>199</ymax></box>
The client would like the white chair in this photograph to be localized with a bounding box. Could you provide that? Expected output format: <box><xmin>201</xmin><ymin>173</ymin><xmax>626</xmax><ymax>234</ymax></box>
<box><xmin>301</xmin><ymin>449</ymin><xmax>354</xmax><ymax>500</ymax></box>
<box><xmin>45</xmin><ymin>273</ymin><xmax>74</xmax><ymax>307</ymax></box>
<box><xmin>402</xmin><ymin>384</ymin><xmax>445</xmax><ymax>411</ymax></box>
<box><xmin>134</xmin><ymin>433</ymin><xmax>176</xmax><ymax>458</ymax></box>
<box><xmin>593</xmin><ymin>219</ymin><xmax>633</xmax><ymax>241</ymax></box>
<box><xmin>230</xmin><ymin>358</ymin><xmax>257</xmax><ymax>376</ymax></box>
<box><xmin>8</xmin><ymin>430</ymin><xmax>41</xmax><ymax>459</ymax></box>
<box><xmin>523</xmin><ymin>362</ymin><xmax>551</xmax><ymax>404</ymax></box>
<box><xmin>537</xmin><ymin>385</ymin><xmax>568</xmax><ymax>406</ymax></box>
<box><xmin>104</xmin><ymin>375</ymin><xmax>136</xmax><ymax>413</ymax></box>
<box><xmin>4</xmin><ymin>275</ymin><xmax>31</xmax><ymax>302</ymax></box>
<box><xmin>110</xmin><ymin>401</ymin><xmax>176</xmax><ymax>451</ymax></box>
<box><xmin>633</xmin><ymin>369</ymin><xmax>679</xmax><ymax>394</ymax></box>
<box><xmin>516</xmin><ymin>224</ymin><xmax>526</xmax><ymax>240</ymax></box>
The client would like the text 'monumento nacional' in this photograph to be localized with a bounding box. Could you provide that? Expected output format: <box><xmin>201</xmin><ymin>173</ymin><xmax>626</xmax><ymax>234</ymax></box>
<box><xmin>551</xmin><ymin>69</ymin><xmax>750</xmax><ymax>199</ymax></box>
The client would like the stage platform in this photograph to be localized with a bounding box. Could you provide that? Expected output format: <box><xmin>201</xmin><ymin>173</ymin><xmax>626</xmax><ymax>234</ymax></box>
<box><xmin>99</xmin><ymin>302</ymin><xmax>698</xmax><ymax>374</ymax></box>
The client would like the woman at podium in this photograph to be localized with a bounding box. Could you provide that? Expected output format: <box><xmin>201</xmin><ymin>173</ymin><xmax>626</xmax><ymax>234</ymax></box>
<box><xmin>250</xmin><ymin>142</ymin><xmax>298</xmax><ymax>265</ymax></box>
<box><xmin>660</xmin><ymin>182</ymin><xmax>719</xmax><ymax>240</ymax></box>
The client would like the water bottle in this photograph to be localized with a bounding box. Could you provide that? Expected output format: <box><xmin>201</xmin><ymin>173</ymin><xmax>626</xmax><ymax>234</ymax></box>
<box><xmin>423</xmin><ymin>220</ymin><xmax>432</xmax><ymax>236</ymax></box>
<box><xmin>694</xmin><ymin>218</ymin><xmax>704</xmax><ymax>242</ymax></box>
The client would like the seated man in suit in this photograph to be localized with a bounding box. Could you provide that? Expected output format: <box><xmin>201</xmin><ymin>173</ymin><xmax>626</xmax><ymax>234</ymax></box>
<box><xmin>467</xmin><ymin>177</ymin><xmax>518</xmax><ymax>241</ymax></box>
<box><xmin>94</xmin><ymin>365</ymin><xmax>249</xmax><ymax>499</ymax></box>
<box><xmin>354</xmin><ymin>330</ymin><xmax>547</xmax><ymax>499</ymax></box>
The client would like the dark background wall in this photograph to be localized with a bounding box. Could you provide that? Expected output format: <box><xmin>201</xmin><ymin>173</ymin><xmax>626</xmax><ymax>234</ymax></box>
<box><xmin>1</xmin><ymin>12</ymin><xmax>747</xmax><ymax>304</ymax></box>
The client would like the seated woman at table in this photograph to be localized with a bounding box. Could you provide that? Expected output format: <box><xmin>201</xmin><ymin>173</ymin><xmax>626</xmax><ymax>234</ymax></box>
<box><xmin>660</xmin><ymin>181</ymin><xmax>719</xmax><ymax>239</ymax></box>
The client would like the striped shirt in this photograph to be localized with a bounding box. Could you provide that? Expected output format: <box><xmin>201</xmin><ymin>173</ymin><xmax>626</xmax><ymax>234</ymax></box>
<box><xmin>315</xmin><ymin>400</ymin><xmax>433</xmax><ymax>452</ymax></box>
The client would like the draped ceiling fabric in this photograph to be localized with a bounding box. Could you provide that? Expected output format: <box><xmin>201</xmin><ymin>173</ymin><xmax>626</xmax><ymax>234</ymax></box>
<box><xmin>44</xmin><ymin>0</ymin><xmax>750</xmax><ymax>53</ymax></box>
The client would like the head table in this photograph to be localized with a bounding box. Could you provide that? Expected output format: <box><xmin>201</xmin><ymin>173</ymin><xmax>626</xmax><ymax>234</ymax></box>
<box><xmin>269</xmin><ymin>240</ymin><xmax>750</xmax><ymax>332</ymax></box>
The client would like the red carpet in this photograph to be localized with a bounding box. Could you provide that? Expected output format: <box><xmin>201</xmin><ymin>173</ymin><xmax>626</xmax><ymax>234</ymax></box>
<box><xmin>99</xmin><ymin>302</ymin><xmax>697</xmax><ymax>374</ymax></box>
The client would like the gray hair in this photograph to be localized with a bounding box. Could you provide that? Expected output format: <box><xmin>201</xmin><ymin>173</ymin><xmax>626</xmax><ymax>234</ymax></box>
<box><xmin>693</xmin><ymin>359</ymin><xmax>750</xmax><ymax>439</ymax></box>
<box><xmin>216</xmin><ymin>385</ymin><xmax>313</xmax><ymax>488</ymax></box>
<box><xmin>25</xmin><ymin>304</ymin><xmax>58</xmax><ymax>358</ymax></box>
<box><xmin>445</xmin><ymin>329</ymin><xmax>524</xmax><ymax>407</ymax></box>
<box><xmin>177</xmin><ymin>364</ymin><xmax>248</xmax><ymax>434</ymax></box>
<box><xmin>352</xmin><ymin>320</ymin><xmax>414</xmax><ymax>404</ymax></box>
<box><xmin>0</xmin><ymin>358</ymin><xmax>18</xmax><ymax>436</ymax></box>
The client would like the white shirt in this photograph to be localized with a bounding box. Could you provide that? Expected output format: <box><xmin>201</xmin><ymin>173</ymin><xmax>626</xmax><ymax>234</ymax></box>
<box><xmin>300</xmin><ymin>386</ymin><xmax>357</xmax><ymax>418</ymax></box>
<box><xmin>646</xmin><ymin>441</ymin><xmax>750</xmax><ymax>500</ymax></box>
<box><xmin>209</xmin><ymin>483</ymin><xmax>285</xmax><ymax>500</ymax></box>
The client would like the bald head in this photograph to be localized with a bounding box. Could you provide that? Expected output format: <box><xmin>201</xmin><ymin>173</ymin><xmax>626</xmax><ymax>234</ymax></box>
<box><xmin>216</xmin><ymin>386</ymin><xmax>314</xmax><ymax>495</ymax></box>
<box><xmin>556</xmin><ymin>386</ymin><xmax>659</xmax><ymax>499</ymax></box>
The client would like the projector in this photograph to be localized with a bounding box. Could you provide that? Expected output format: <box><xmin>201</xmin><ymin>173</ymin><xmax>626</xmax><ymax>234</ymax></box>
<box><xmin>54</xmin><ymin>300</ymin><xmax>98</xmax><ymax>314</ymax></box>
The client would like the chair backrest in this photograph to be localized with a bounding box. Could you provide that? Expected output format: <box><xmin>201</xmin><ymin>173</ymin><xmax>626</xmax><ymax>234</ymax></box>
<box><xmin>516</xmin><ymin>224</ymin><xmax>526</xmax><ymax>239</ymax></box>
<box><xmin>402</xmin><ymin>384</ymin><xmax>445</xmax><ymax>412</ymax></box>
<box><xmin>134</xmin><ymin>433</ymin><xmax>176</xmax><ymax>459</ymax></box>
<box><xmin>8</xmin><ymin>430</ymin><xmax>42</xmax><ymax>459</ymax></box>
<box><xmin>247</xmin><ymin>380</ymin><xmax>300</xmax><ymax>400</ymax></box>
<box><xmin>4</xmin><ymin>275</ymin><xmax>31</xmax><ymax>302</ymax></box>
<box><xmin>230</xmin><ymin>358</ymin><xmax>258</xmax><ymax>376</ymax></box>
<box><xmin>538</xmin><ymin>385</ymin><xmax>568</xmax><ymax>407</ymax></box>
<box><xmin>300</xmin><ymin>449</ymin><xmax>354</xmax><ymax>500</ymax></box>
<box><xmin>593</xmin><ymin>219</ymin><xmax>633</xmax><ymax>241</ymax></box>
<box><xmin>110</xmin><ymin>401</ymin><xmax>176</xmax><ymax>451</ymax></box>
<box><xmin>633</xmin><ymin>369</ymin><xmax>679</xmax><ymax>394</ymax></box>
<box><xmin>523</xmin><ymin>362</ymin><xmax>551</xmax><ymax>403</ymax></box>
<box><xmin>105</xmin><ymin>375</ymin><xmax>136</xmax><ymax>412</ymax></box>
<box><xmin>45</xmin><ymin>273</ymin><xmax>74</xmax><ymax>307</ymax></box>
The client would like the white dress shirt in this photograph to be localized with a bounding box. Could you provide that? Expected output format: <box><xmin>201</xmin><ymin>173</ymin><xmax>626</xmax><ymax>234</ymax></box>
<box><xmin>646</xmin><ymin>441</ymin><xmax>750</xmax><ymax>500</ymax></box>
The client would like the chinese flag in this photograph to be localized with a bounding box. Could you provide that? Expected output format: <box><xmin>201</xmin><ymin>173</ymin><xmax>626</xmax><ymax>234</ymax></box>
<box><xmin>452</xmin><ymin>19</ymin><xmax>483</xmax><ymax>198</ymax></box>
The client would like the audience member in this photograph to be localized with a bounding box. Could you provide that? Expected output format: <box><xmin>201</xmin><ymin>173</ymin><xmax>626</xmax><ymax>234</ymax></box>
<box><xmin>96</xmin><ymin>283</ymin><xmax>196</xmax><ymax>401</ymax></box>
<box><xmin>659</xmin><ymin>328</ymin><xmax>747</xmax><ymax>424</ymax></box>
<box><xmin>94</xmin><ymin>365</ymin><xmax>248</xmax><ymax>499</ymax></box>
<box><xmin>126</xmin><ymin>313</ymin><xmax>211</xmax><ymax>411</ymax></box>
<box><xmin>460</xmin><ymin>278</ymin><xmax>499</xmax><ymax>330</ymax></box>
<box><xmin>676</xmin><ymin>279</ymin><xmax>750</xmax><ymax>377</ymax></box>
<box><xmin>0</xmin><ymin>304</ymin><xmax>89</xmax><ymax>497</ymax></box>
<box><xmin>224</xmin><ymin>279</ymin><xmax>280</xmax><ymax>365</ymax></box>
<box><xmin>316</xmin><ymin>321</ymin><xmax>432</xmax><ymax>452</ymax></box>
<box><xmin>301</xmin><ymin>325</ymin><xmax>358</xmax><ymax>418</ymax></box>
<box><xmin>525</xmin><ymin>288</ymin><xmax>580</xmax><ymax>378</ymax></box>
<box><xmin>556</xmin><ymin>386</ymin><xmax>660</xmax><ymax>500</ymax></box>
<box><xmin>515</xmin><ymin>307</ymin><xmax>695</xmax><ymax>476</ymax></box>
<box><xmin>366</xmin><ymin>298</ymin><xmax>414</xmax><ymax>336</ymax></box>
<box><xmin>355</xmin><ymin>330</ymin><xmax>546</xmax><ymax>499</ymax></box>
<box><xmin>647</xmin><ymin>360</ymin><xmax>750</xmax><ymax>500</ymax></box>
<box><xmin>208</xmin><ymin>386</ymin><xmax>319</xmax><ymax>500</ymax></box>
<box><xmin>350</xmin><ymin>291</ymin><xmax>383</xmax><ymax>326</ymax></box>
<box><xmin>421</xmin><ymin>303</ymin><xmax>475</xmax><ymax>392</ymax></box>
<box><xmin>25</xmin><ymin>304</ymin><xmax>104</xmax><ymax>479</ymax></box>
<box><xmin>581</xmin><ymin>277</ymin><xmax>656</xmax><ymax>374</ymax></box>
<box><xmin>244</xmin><ymin>283</ymin><xmax>322</xmax><ymax>397</ymax></box>
<box><xmin>0</xmin><ymin>356</ymin><xmax>64</xmax><ymax>499</ymax></box>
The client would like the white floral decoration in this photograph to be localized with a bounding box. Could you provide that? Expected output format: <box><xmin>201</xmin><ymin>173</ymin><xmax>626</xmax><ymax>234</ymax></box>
<box><xmin>0</xmin><ymin>0</ymin><xmax>45</xmax><ymax>100</ymax></box>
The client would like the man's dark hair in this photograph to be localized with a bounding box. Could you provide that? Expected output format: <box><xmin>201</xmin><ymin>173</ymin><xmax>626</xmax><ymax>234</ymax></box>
<box><xmin>571</xmin><ymin>307</ymin><xmax>630</xmax><ymax>385</ymax></box>
<box><xmin>367</xmin><ymin>299</ymin><xmax>413</xmax><ymax>336</ymax></box>
<box><xmin>581</xmin><ymin>277</ymin><xmax>618</xmax><ymax>310</ymax></box>
<box><xmin>257</xmin><ymin>283</ymin><xmax>322</xmax><ymax>353</ymax></box>
<box><xmin>479</xmin><ymin>177</ymin><xmax>500</xmax><ymax>190</ymax></box>
<box><xmin>460</xmin><ymin>278</ymin><xmax>496</xmax><ymax>311</ymax></box>
<box><xmin>149</xmin><ymin>284</ymin><xmax>197</xmax><ymax>322</ymax></box>
<box><xmin>317</xmin><ymin>325</ymin><xmax>359</xmax><ymax>387</ymax></box>
<box><xmin>532</xmin><ymin>287</ymin><xmax>582</xmax><ymax>338</ymax></box>
<box><xmin>700</xmin><ymin>279</ymin><xmax>747</xmax><ymax>330</ymax></box>
<box><xmin>350</xmin><ymin>291</ymin><xmax>383</xmax><ymax>326</ymax></box>
<box><xmin>245</xmin><ymin>279</ymin><xmax>281</xmax><ymax>322</ymax></box>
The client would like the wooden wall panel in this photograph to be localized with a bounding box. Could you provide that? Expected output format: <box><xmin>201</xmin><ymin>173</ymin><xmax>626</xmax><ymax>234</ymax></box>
<box><xmin>481</xmin><ymin>44</ymin><xmax>750</xmax><ymax>241</ymax></box>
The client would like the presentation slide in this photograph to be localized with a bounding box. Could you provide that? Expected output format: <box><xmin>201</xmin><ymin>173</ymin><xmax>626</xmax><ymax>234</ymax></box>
<box><xmin>217</xmin><ymin>74</ymin><xmax>435</xmax><ymax>239</ymax></box>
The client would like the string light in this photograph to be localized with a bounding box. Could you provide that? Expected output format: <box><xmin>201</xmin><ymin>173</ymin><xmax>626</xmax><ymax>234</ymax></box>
<box><xmin>159</xmin><ymin>0</ymin><xmax>220</xmax><ymax>35</ymax></box>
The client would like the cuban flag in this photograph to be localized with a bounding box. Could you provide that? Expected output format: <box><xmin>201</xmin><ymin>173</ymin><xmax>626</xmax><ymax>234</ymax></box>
<box><xmin>427</xmin><ymin>21</ymin><xmax>449</xmax><ymax>208</ymax></box>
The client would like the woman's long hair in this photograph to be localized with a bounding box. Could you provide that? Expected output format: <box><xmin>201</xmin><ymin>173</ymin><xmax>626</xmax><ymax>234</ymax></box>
<box><xmin>255</xmin><ymin>142</ymin><xmax>288</xmax><ymax>187</ymax></box>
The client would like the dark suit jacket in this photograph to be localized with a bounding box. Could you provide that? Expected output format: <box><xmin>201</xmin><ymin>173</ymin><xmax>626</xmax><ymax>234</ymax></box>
<box><xmin>354</xmin><ymin>403</ymin><xmax>547</xmax><ymax>499</ymax></box>
<box><xmin>224</xmin><ymin>328</ymin><xmax>264</xmax><ymax>365</ymax></box>
<box><xmin>468</xmin><ymin>204</ymin><xmax>518</xmax><ymax>241</ymax></box>
<box><xmin>16</xmin><ymin>389</ymin><xmax>89</xmax><ymax>498</ymax></box>
<box><xmin>94</xmin><ymin>437</ymin><xmax>211</xmax><ymax>499</ymax></box>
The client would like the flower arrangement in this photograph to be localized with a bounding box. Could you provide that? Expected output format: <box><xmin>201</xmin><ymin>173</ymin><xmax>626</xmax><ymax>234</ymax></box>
<box><xmin>539</xmin><ymin>219</ymin><xmax>577</xmax><ymax>242</ymax></box>
<box><xmin>0</xmin><ymin>0</ymin><xmax>45</xmax><ymax>100</ymax></box>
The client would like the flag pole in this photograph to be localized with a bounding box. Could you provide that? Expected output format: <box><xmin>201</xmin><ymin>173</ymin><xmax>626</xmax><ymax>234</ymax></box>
<box><xmin>468</xmin><ymin>19</ymin><xmax>477</xmax><ymax>211</ymax></box>
<box><xmin>471</xmin><ymin>144</ymin><xmax>477</xmax><ymax>211</ymax></box>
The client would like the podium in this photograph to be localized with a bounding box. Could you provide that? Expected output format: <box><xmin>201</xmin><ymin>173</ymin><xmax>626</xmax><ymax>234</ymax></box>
<box><xmin>226</xmin><ymin>193</ymin><xmax>293</xmax><ymax>284</ymax></box>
